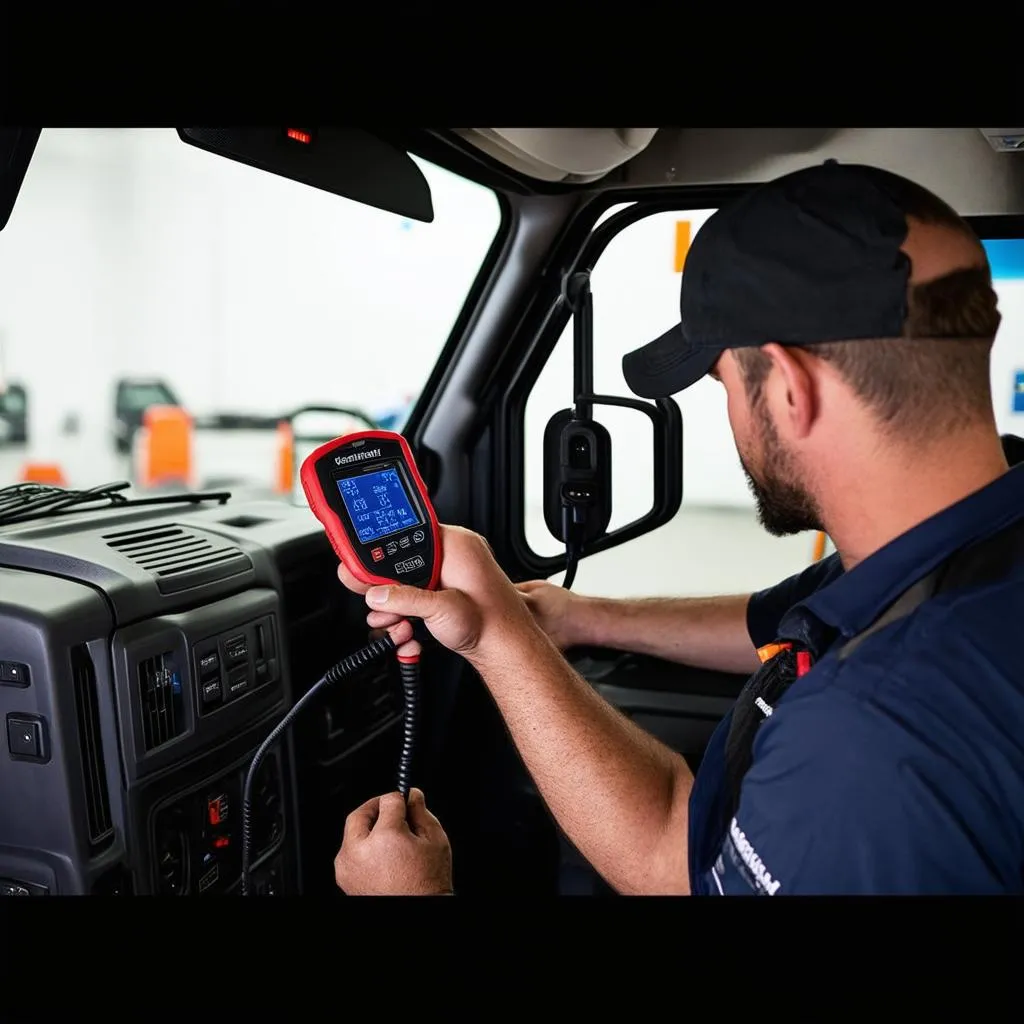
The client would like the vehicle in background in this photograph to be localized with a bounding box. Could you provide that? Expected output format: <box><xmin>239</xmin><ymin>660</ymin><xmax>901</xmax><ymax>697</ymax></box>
<box><xmin>0</xmin><ymin>382</ymin><xmax>28</xmax><ymax>445</ymax></box>
<box><xmin>373</xmin><ymin>394</ymin><xmax>413</xmax><ymax>432</ymax></box>
<box><xmin>113</xmin><ymin>377</ymin><xmax>182</xmax><ymax>453</ymax></box>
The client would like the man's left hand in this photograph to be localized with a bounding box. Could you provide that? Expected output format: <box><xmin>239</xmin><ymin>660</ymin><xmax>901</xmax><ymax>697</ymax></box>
<box><xmin>334</xmin><ymin>788</ymin><xmax>453</xmax><ymax>895</ymax></box>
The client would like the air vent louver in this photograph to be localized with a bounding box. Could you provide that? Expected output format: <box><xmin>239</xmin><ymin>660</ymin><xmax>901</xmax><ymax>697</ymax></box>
<box><xmin>104</xmin><ymin>524</ymin><xmax>252</xmax><ymax>594</ymax></box>
<box><xmin>71</xmin><ymin>645</ymin><xmax>114</xmax><ymax>850</ymax></box>
<box><xmin>138</xmin><ymin>651</ymin><xmax>186</xmax><ymax>751</ymax></box>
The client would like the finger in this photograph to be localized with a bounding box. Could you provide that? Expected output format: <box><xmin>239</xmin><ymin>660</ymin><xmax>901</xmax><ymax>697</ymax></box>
<box><xmin>370</xmin><ymin>622</ymin><xmax>418</xmax><ymax>657</ymax></box>
<box><xmin>338</xmin><ymin>561</ymin><xmax>371</xmax><ymax>596</ymax></box>
<box><xmin>365</xmin><ymin>583</ymin><xmax>440</xmax><ymax>620</ymax></box>
<box><xmin>396</xmin><ymin>636</ymin><xmax>422</xmax><ymax>661</ymax></box>
<box><xmin>343</xmin><ymin>795</ymin><xmax>381</xmax><ymax>841</ymax></box>
<box><xmin>366</xmin><ymin>610</ymin><xmax>404</xmax><ymax>629</ymax></box>
<box><xmin>373</xmin><ymin>791</ymin><xmax>410</xmax><ymax>832</ymax></box>
<box><xmin>516</xmin><ymin>580</ymin><xmax>546</xmax><ymax>594</ymax></box>
<box><xmin>406</xmin><ymin>787</ymin><xmax>444</xmax><ymax>837</ymax></box>
<box><xmin>385</xmin><ymin>619</ymin><xmax>414</xmax><ymax>647</ymax></box>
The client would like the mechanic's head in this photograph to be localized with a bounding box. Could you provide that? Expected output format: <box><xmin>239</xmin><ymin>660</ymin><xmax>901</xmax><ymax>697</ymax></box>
<box><xmin>622</xmin><ymin>161</ymin><xmax>1002</xmax><ymax>536</ymax></box>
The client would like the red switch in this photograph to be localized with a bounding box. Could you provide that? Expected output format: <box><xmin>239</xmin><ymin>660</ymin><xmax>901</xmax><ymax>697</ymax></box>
<box><xmin>371</xmin><ymin>546</ymin><xmax>384</xmax><ymax>562</ymax></box>
<box><xmin>207</xmin><ymin>795</ymin><xmax>227</xmax><ymax>826</ymax></box>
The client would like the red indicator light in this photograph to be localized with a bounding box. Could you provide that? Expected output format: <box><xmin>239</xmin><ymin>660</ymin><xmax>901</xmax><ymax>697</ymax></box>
<box><xmin>286</xmin><ymin>128</ymin><xmax>312</xmax><ymax>144</ymax></box>
<box><xmin>214</xmin><ymin>836</ymin><xmax>230</xmax><ymax>849</ymax></box>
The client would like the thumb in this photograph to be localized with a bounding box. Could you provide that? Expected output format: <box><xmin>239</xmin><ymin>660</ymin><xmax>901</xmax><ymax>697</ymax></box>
<box><xmin>366</xmin><ymin>584</ymin><xmax>439</xmax><ymax>618</ymax></box>
<box><xmin>406</xmin><ymin>787</ymin><xmax>443</xmax><ymax>838</ymax></box>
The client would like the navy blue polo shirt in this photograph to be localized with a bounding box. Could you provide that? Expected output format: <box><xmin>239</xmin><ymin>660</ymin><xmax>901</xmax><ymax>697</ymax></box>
<box><xmin>688</xmin><ymin>462</ymin><xmax>1024</xmax><ymax>895</ymax></box>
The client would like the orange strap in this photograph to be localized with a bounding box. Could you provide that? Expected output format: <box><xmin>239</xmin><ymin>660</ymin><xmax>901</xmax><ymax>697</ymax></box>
<box><xmin>755</xmin><ymin>640</ymin><xmax>814</xmax><ymax>678</ymax></box>
<box><xmin>756</xmin><ymin>641</ymin><xmax>792</xmax><ymax>664</ymax></box>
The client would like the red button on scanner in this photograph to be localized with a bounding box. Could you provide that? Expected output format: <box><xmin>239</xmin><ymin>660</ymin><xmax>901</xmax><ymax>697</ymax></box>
<box><xmin>371</xmin><ymin>547</ymin><xmax>384</xmax><ymax>562</ymax></box>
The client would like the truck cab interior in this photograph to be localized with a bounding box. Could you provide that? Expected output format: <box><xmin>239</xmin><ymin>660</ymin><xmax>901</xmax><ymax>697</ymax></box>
<box><xmin>1</xmin><ymin>126</ymin><xmax>1022</xmax><ymax>897</ymax></box>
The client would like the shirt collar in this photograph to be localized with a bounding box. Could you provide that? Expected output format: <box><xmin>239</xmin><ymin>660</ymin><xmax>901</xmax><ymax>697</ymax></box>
<box><xmin>781</xmin><ymin>462</ymin><xmax>1024</xmax><ymax>642</ymax></box>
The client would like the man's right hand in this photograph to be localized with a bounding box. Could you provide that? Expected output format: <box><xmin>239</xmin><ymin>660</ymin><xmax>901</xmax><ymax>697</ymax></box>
<box><xmin>515</xmin><ymin>580</ymin><xmax>584</xmax><ymax>650</ymax></box>
<box><xmin>337</xmin><ymin>524</ymin><xmax>543</xmax><ymax>664</ymax></box>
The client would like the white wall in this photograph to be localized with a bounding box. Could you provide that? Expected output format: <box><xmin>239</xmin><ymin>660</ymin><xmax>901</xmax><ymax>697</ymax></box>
<box><xmin>0</xmin><ymin>129</ymin><xmax>501</xmax><ymax>466</ymax></box>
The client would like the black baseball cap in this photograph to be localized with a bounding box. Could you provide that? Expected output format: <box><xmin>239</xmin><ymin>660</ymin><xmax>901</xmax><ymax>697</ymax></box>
<box><xmin>622</xmin><ymin>160</ymin><xmax>921</xmax><ymax>399</ymax></box>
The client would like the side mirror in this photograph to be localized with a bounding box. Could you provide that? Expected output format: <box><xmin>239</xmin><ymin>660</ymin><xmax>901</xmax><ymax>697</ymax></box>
<box><xmin>539</xmin><ymin>273</ymin><xmax>682</xmax><ymax>576</ymax></box>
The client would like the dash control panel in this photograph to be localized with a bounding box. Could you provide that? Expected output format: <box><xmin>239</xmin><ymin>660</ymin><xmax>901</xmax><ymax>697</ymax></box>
<box><xmin>152</xmin><ymin>752</ymin><xmax>285</xmax><ymax>895</ymax></box>
<box><xmin>192</xmin><ymin>614</ymin><xmax>280</xmax><ymax>715</ymax></box>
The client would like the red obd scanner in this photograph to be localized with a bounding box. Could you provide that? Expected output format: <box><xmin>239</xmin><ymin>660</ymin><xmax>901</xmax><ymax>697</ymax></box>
<box><xmin>299</xmin><ymin>429</ymin><xmax>441</xmax><ymax>593</ymax></box>
<box><xmin>241</xmin><ymin>430</ymin><xmax>441</xmax><ymax>896</ymax></box>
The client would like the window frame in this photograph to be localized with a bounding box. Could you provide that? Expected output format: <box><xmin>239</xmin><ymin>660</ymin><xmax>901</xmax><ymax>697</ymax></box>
<box><xmin>500</xmin><ymin>186</ymin><xmax>753</xmax><ymax>579</ymax></box>
<box><xmin>401</xmin><ymin>177</ymin><xmax>514</xmax><ymax>444</ymax></box>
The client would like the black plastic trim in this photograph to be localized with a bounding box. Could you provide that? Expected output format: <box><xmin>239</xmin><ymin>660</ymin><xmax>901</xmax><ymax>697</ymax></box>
<box><xmin>402</xmin><ymin>188</ymin><xmax>514</xmax><ymax>461</ymax></box>
<box><xmin>482</xmin><ymin>188</ymin><xmax>750</xmax><ymax>580</ymax></box>
<box><xmin>967</xmin><ymin>214</ymin><xmax>1024</xmax><ymax>239</ymax></box>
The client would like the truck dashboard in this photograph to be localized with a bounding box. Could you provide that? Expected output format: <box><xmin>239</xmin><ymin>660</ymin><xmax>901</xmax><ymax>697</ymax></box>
<box><xmin>0</xmin><ymin>497</ymin><xmax>406</xmax><ymax>896</ymax></box>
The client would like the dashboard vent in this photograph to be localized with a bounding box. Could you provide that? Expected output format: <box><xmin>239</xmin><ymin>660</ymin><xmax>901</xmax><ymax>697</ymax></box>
<box><xmin>138</xmin><ymin>650</ymin><xmax>186</xmax><ymax>751</ymax></box>
<box><xmin>104</xmin><ymin>524</ymin><xmax>252</xmax><ymax>594</ymax></box>
<box><xmin>71</xmin><ymin>645</ymin><xmax>114</xmax><ymax>850</ymax></box>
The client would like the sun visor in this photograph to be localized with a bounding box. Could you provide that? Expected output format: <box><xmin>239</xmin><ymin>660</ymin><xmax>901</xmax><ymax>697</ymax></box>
<box><xmin>454</xmin><ymin>128</ymin><xmax>658</xmax><ymax>184</ymax></box>
<box><xmin>177</xmin><ymin>127</ymin><xmax>434</xmax><ymax>222</ymax></box>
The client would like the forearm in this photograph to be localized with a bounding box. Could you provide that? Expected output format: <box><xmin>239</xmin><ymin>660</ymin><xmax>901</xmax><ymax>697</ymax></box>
<box><xmin>570</xmin><ymin>593</ymin><xmax>761</xmax><ymax>675</ymax></box>
<box><xmin>469</xmin><ymin>621</ymin><xmax>694</xmax><ymax>895</ymax></box>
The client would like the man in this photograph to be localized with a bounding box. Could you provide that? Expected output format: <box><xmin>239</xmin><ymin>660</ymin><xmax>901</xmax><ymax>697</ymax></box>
<box><xmin>333</xmin><ymin>160</ymin><xmax>1024</xmax><ymax>895</ymax></box>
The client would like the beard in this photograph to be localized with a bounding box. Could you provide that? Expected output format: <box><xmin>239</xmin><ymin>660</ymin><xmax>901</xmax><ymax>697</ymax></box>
<box><xmin>738</xmin><ymin>400</ymin><xmax>823</xmax><ymax>537</ymax></box>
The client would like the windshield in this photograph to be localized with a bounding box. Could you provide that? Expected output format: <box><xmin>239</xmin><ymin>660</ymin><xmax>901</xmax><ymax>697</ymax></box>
<box><xmin>0</xmin><ymin>129</ymin><xmax>501</xmax><ymax>502</ymax></box>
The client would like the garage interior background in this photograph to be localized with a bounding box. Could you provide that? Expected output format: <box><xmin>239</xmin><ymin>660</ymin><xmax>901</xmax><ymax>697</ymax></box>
<box><xmin>0</xmin><ymin>129</ymin><xmax>1022</xmax><ymax>600</ymax></box>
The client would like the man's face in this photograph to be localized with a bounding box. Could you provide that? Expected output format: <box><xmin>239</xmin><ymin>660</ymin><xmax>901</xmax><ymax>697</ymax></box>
<box><xmin>713</xmin><ymin>351</ymin><xmax>823</xmax><ymax>537</ymax></box>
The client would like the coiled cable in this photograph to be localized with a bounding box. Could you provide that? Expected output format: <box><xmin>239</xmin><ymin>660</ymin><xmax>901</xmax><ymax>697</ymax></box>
<box><xmin>240</xmin><ymin>633</ymin><xmax>409</xmax><ymax>896</ymax></box>
<box><xmin>395</xmin><ymin>658</ymin><xmax>420</xmax><ymax>799</ymax></box>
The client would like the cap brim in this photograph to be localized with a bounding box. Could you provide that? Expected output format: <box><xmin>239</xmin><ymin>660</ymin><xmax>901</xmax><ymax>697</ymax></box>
<box><xmin>622</xmin><ymin>324</ymin><xmax>721</xmax><ymax>399</ymax></box>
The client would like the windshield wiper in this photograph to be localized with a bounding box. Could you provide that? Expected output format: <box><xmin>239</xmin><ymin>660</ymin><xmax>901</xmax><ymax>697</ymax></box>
<box><xmin>0</xmin><ymin>480</ymin><xmax>231</xmax><ymax>527</ymax></box>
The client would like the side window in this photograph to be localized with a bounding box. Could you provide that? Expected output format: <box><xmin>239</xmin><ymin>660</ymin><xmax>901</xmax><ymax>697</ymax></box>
<box><xmin>523</xmin><ymin>207</ymin><xmax>824</xmax><ymax>599</ymax></box>
<box><xmin>984</xmin><ymin>236</ymin><xmax>1024</xmax><ymax>440</ymax></box>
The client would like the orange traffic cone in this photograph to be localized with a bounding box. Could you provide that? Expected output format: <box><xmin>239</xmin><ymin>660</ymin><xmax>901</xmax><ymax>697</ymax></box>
<box><xmin>19</xmin><ymin>462</ymin><xmax>67</xmax><ymax>487</ymax></box>
<box><xmin>138</xmin><ymin>405</ymin><xmax>193</xmax><ymax>489</ymax></box>
<box><xmin>275</xmin><ymin>420</ymin><xmax>294</xmax><ymax>494</ymax></box>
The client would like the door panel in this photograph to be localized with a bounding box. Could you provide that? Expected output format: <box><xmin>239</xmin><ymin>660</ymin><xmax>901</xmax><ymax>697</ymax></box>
<box><xmin>570</xmin><ymin>647</ymin><xmax>744</xmax><ymax>767</ymax></box>
<box><xmin>556</xmin><ymin>645</ymin><xmax>746</xmax><ymax>893</ymax></box>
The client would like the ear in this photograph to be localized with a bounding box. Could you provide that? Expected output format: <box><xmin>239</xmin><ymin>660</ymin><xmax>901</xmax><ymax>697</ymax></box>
<box><xmin>760</xmin><ymin>343</ymin><xmax>818</xmax><ymax>440</ymax></box>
